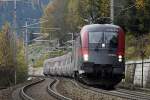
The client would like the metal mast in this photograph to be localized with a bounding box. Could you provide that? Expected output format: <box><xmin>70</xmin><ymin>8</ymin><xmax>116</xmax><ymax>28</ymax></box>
<box><xmin>110</xmin><ymin>0</ymin><xmax>114</xmax><ymax>24</ymax></box>
<box><xmin>13</xmin><ymin>0</ymin><xmax>17</xmax><ymax>85</ymax></box>
<box><xmin>25</xmin><ymin>21</ymin><xmax>28</xmax><ymax>64</ymax></box>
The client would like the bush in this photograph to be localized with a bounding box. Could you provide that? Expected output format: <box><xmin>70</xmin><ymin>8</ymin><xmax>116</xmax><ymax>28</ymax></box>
<box><xmin>0</xmin><ymin>67</ymin><xmax>15</xmax><ymax>87</ymax></box>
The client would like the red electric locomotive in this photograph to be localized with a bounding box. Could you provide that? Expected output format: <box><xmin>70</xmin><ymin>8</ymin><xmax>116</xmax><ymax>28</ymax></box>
<box><xmin>73</xmin><ymin>24</ymin><xmax>125</xmax><ymax>88</ymax></box>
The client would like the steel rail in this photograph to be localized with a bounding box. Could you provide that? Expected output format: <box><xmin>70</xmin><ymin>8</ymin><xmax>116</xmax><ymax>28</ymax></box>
<box><xmin>47</xmin><ymin>79</ymin><xmax>72</xmax><ymax>100</ymax></box>
<box><xmin>71</xmin><ymin>79</ymin><xmax>150</xmax><ymax>100</ymax></box>
<box><xmin>20</xmin><ymin>78</ymin><xmax>45</xmax><ymax>100</ymax></box>
<box><xmin>115</xmin><ymin>88</ymin><xmax>150</xmax><ymax>100</ymax></box>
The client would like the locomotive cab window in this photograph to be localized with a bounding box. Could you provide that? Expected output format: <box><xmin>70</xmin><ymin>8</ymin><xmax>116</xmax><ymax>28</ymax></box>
<box><xmin>104</xmin><ymin>32</ymin><xmax>118</xmax><ymax>49</ymax></box>
<box><xmin>89</xmin><ymin>32</ymin><xmax>103</xmax><ymax>44</ymax></box>
<box><xmin>88</xmin><ymin>31</ymin><xmax>118</xmax><ymax>49</ymax></box>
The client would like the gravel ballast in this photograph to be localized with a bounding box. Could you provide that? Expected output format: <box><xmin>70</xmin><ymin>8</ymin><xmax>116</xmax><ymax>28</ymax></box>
<box><xmin>25</xmin><ymin>78</ymin><xmax>57</xmax><ymax>100</ymax></box>
<box><xmin>56</xmin><ymin>78</ymin><xmax>128</xmax><ymax>100</ymax></box>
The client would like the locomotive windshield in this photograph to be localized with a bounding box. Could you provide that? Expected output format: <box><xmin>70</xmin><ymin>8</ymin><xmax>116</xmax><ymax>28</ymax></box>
<box><xmin>104</xmin><ymin>32</ymin><xmax>118</xmax><ymax>48</ymax></box>
<box><xmin>89</xmin><ymin>31</ymin><xmax>118</xmax><ymax>48</ymax></box>
<box><xmin>89</xmin><ymin>32</ymin><xmax>103</xmax><ymax>43</ymax></box>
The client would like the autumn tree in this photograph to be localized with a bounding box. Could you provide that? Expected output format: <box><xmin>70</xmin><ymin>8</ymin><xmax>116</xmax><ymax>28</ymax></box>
<box><xmin>78</xmin><ymin>0</ymin><xmax>110</xmax><ymax>24</ymax></box>
<box><xmin>0</xmin><ymin>23</ymin><xmax>27</xmax><ymax>87</ymax></box>
<box><xmin>65</xmin><ymin>0</ymin><xmax>81</xmax><ymax>33</ymax></box>
<box><xmin>0</xmin><ymin>23</ymin><xmax>14</xmax><ymax>68</ymax></box>
<box><xmin>16</xmin><ymin>38</ymin><xmax>28</xmax><ymax>83</ymax></box>
<box><xmin>0</xmin><ymin>23</ymin><xmax>15</xmax><ymax>87</ymax></box>
<box><xmin>41</xmin><ymin>0</ymin><xmax>68</xmax><ymax>42</ymax></box>
<box><xmin>40</xmin><ymin>0</ymin><xmax>111</xmax><ymax>42</ymax></box>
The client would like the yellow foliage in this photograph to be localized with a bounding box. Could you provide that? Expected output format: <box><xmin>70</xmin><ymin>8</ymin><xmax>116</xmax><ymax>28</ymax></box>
<box><xmin>66</xmin><ymin>0</ymin><xmax>82</xmax><ymax>31</ymax></box>
<box><xmin>99</xmin><ymin>0</ymin><xmax>110</xmax><ymax>17</ymax></box>
<box><xmin>0</xmin><ymin>23</ymin><xmax>14</xmax><ymax>67</ymax></box>
<box><xmin>41</xmin><ymin>0</ymin><xmax>67</xmax><ymax>39</ymax></box>
<box><xmin>135</xmin><ymin>0</ymin><xmax>145</xmax><ymax>9</ymax></box>
<box><xmin>44</xmin><ymin>0</ymin><xmax>60</xmax><ymax>16</ymax></box>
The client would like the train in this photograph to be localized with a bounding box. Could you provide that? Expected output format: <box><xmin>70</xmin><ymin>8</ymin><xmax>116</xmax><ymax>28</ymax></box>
<box><xmin>43</xmin><ymin>24</ymin><xmax>125</xmax><ymax>88</ymax></box>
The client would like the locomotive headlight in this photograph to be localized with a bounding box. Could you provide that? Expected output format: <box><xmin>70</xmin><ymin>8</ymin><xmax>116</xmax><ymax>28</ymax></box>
<box><xmin>118</xmin><ymin>55</ymin><xmax>122</xmax><ymax>59</ymax></box>
<box><xmin>83</xmin><ymin>54</ymin><xmax>88</xmax><ymax>61</ymax></box>
<box><xmin>102</xmin><ymin>43</ymin><xmax>106</xmax><ymax>48</ymax></box>
<box><xmin>119</xmin><ymin>58</ymin><xmax>122</xmax><ymax>62</ymax></box>
<box><xmin>118</xmin><ymin>55</ymin><xmax>123</xmax><ymax>62</ymax></box>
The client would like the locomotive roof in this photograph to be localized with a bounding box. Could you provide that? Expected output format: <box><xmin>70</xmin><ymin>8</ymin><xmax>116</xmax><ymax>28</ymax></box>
<box><xmin>81</xmin><ymin>24</ymin><xmax>120</xmax><ymax>32</ymax></box>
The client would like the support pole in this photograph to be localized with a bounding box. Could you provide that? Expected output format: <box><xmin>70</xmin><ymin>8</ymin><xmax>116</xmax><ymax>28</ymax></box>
<box><xmin>142</xmin><ymin>56</ymin><xmax>144</xmax><ymax>88</ymax></box>
<box><xmin>141</xmin><ymin>37</ymin><xmax>144</xmax><ymax>88</ymax></box>
<box><xmin>110</xmin><ymin>0</ymin><xmax>114</xmax><ymax>24</ymax></box>
<box><xmin>25</xmin><ymin>21</ymin><xmax>28</xmax><ymax>65</ymax></box>
<box><xmin>140</xmin><ymin>36</ymin><xmax>145</xmax><ymax>88</ymax></box>
<box><xmin>14</xmin><ymin>0</ymin><xmax>17</xmax><ymax>85</ymax></box>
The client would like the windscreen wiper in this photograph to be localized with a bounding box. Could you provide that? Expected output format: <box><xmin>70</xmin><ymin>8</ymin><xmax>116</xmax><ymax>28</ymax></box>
<box><xmin>95</xmin><ymin>32</ymin><xmax>104</xmax><ymax>51</ymax></box>
<box><xmin>95</xmin><ymin>39</ymin><xmax>101</xmax><ymax>51</ymax></box>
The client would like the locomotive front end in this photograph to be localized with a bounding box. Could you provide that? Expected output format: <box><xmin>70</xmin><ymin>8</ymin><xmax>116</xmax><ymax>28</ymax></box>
<box><xmin>78</xmin><ymin>24</ymin><xmax>125</xmax><ymax>86</ymax></box>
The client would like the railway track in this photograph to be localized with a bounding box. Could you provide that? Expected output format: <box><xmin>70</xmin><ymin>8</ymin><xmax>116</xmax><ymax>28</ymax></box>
<box><xmin>19</xmin><ymin>77</ymin><xmax>71</xmax><ymax>100</ymax></box>
<box><xmin>47</xmin><ymin>78</ymin><xmax>72</xmax><ymax>100</ymax></box>
<box><xmin>73</xmin><ymin>79</ymin><xmax>150</xmax><ymax>100</ymax></box>
<box><xmin>12</xmin><ymin>76</ymin><xmax>150</xmax><ymax>100</ymax></box>
<box><xmin>115</xmin><ymin>88</ymin><xmax>150</xmax><ymax>100</ymax></box>
<box><xmin>20</xmin><ymin>78</ymin><xmax>45</xmax><ymax>100</ymax></box>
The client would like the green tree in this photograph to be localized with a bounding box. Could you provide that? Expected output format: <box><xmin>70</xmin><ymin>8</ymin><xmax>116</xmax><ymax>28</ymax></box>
<box><xmin>115</xmin><ymin>0</ymin><xmax>150</xmax><ymax>36</ymax></box>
